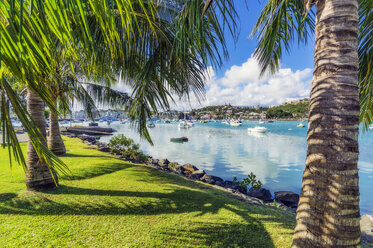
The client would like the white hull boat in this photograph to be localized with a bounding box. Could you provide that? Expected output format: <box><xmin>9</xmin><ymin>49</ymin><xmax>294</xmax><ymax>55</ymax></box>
<box><xmin>247</xmin><ymin>126</ymin><xmax>267</xmax><ymax>133</ymax></box>
<box><xmin>230</xmin><ymin>120</ymin><xmax>242</xmax><ymax>126</ymax></box>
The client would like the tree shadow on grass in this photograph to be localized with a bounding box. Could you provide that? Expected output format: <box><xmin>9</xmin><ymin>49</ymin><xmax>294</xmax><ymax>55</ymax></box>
<box><xmin>0</xmin><ymin>193</ymin><xmax>17</xmax><ymax>202</ymax></box>
<box><xmin>61</xmin><ymin>162</ymin><xmax>134</xmax><ymax>181</ymax></box>
<box><xmin>61</xmin><ymin>153</ymin><xmax>109</xmax><ymax>158</ymax></box>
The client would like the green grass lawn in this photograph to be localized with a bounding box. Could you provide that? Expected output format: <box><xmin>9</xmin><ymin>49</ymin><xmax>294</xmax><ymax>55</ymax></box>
<box><xmin>0</xmin><ymin>137</ymin><xmax>295</xmax><ymax>247</ymax></box>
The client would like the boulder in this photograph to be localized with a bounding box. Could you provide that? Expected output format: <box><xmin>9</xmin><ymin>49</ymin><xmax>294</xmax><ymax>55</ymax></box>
<box><xmin>274</xmin><ymin>191</ymin><xmax>299</xmax><ymax>208</ymax></box>
<box><xmin>215</xmin><ymin>180</ymin><xmax>225</xmax><ymax>187</ymax></box>
<box><xmin>222</xmin><ymin>181</ymin><xmax>246</xmax><ymax>194</ymax></box>
<box><xmin>201</xmin><ymin>174</ymin><xmax>223</xmax><ymax>185</ymax></box>
<box><xmin>182</xmin><ymin>163</ymin><xmax>198</xmax><ymax>175</ymax></box>
<box><xmin>248</xmin><ymin>188</ymin><xmax>272</xmax><ymax>202</ymax></box>
<box><xmin>168</xmin><ymin>163</ymin><xmax>185</xmax><ymax>174</ymax></box>
<box><xmin>361</xmin><ymin>215</ymin><xmax>373</xmax><ymax>244</ymax></box>
<box><xmin>158</xmin><ymin>158</ymin><xmax>169</xmax><ymax>167</ymax></box>
<box><xmin>189</xmin><ymin>170</ymin><xmax>206</xmax><ymax>180</ymax></box>
<box><xmin>98</xmin><ymin>146</ymin><xmax>110</xmax><ymax>153</ymax></box>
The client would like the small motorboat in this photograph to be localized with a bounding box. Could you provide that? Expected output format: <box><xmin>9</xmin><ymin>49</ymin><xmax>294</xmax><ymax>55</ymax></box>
<box><xmin>297</xmin><ymin>123</ymin><xmax>305</xmax><ymax>127</ymax></box>
<box><xmin>369</xmin><ymin>124</ymin><xmax>373</xmax><ymax>129</ymax></box>
<box><xmin>230</xmin><ymin>120</ymin><xmax>242</xmax><ymax>126</ymax></box>
<box><xmin>247</xmin><ymin>126</ymin><xmax>267</xmax><ymax>133</ymax></box>
<box><xmin>186</xmin><ymin>121</ymin><xmax>194</xmax><ymax>127</ymax></box>
<box><xmin>258</xmin><ymin>119</ymin><xmax>265</xmax><ymax>124</ymax></box>
<box><xmin>147</xmin><ymin>123</ymin><xmax>155</xmax><ymax>128</ymax></box>
<box><xmin>170</xmin><ymin>136</ymin><xmax>188</xmax><ymax>143</ymax></box>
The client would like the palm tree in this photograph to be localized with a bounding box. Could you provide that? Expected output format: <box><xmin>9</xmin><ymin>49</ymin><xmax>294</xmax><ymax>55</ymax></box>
<box><xmin>47</xmin><ymin>73</ymin><xmax>131</xmax><ymax>156</ymax></box>
<box><xmin>248</xmin><ymin>0</ymin><xmax>368</xmax><ymax>246</ymax></box>
<box><xmin>1</xmin><ymin>0</ymin><xmax>237</xmax><ymax>190</ymax></box>
<box><xmin>25</xmin><ymin>88</ymin><xmax>58</xmax><ymax>189</ymax></box>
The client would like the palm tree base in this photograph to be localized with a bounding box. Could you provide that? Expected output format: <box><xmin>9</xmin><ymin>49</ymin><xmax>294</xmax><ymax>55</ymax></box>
<box><xmin>25</xmin><ymin>162</ymin><xmax>59</xmax><ymax>191</ymax></box>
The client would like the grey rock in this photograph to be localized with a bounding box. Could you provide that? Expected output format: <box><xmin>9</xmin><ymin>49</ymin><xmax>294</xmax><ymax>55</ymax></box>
<box><xmin>168</xmin><ymin>163</ymin><xmax>185</xmax><ymax>174</ymax></box>
<box><xmin>201</xmin><ymin>174</ymin><xmax>223</xmax><ymax>185</ymax></box>
<box><xmin>215</xmin><ymin>180</ymin><xmax>225</xmax><ymax>187</ymax></box>
<box><xmin>189</xmin><ymin>170</ymin><xmax>206</xmax><ymax>180</ymax></box>
<box><xmin>223</xmin><ymin>181</ymin><xmax>246</xmax><ymax>194</ymax></box>
<box><xmin>361</xmin><ymin>215</ymin><xmax>373</xmax><ymax>244</ymax></box>
<box><xmin>248</xmin><ymin>188</ymin><xmax>272</xmax><ymax>202</ymax></box>
<box><xmin>98</xmin><ymin>147</ymin><xmax>110</xmax><ymax>153</ymax></box>
<box><xmin>182</xmin><ymin>163</ymin><xmax>198</xmax><ymax>175</ymax></box>
<box><xmin>158</xmin><ymin>158</ymin><xmax>169</xmax><ymax>167</ymax></box>
<box><xmin>274</xmin><ymin>191</ymin><xmax>299</xmax><ymax>208</ymax></box>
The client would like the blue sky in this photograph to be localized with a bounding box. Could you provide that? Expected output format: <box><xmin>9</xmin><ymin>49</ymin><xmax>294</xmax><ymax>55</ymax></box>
<box><xmin>217</xmin><ymin>0</ymin><xmax>314</xmax><ymax>77</ymax></box>
<box><xmin>172</xmin><ymin>1</ymin><xmax>316</xmax><ymax>109</ymax></box>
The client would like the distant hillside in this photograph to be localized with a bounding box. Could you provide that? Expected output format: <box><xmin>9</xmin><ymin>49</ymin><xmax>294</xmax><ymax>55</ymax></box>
<box><xmin>266</xmin><ymin>100</ymin><xmax>309</xmax><ymax>119</ymax></box>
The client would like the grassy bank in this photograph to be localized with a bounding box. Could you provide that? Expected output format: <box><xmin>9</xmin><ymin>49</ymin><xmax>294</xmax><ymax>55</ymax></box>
<box><xmin>0</xmin><ymin>137</ymin><xmax>295</xmax><ymax>247</ymax></box>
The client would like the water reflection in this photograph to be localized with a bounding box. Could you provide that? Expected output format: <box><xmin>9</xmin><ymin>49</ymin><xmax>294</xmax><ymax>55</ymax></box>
<box><xmin>94</xmin><ymin>121</ymin><xmax>372</xmax><ymax>214</ymax></box>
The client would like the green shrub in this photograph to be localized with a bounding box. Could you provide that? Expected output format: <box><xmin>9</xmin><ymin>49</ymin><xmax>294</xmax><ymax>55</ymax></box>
<box><xmin>109</xmin><ymin>135</ymin><xmax>147</xmax><ymax>162</ymax></box>
<box><xmin>233</xmin><ymin>172</ymin><xmax>262</xmax><ymax>191</ymax></box>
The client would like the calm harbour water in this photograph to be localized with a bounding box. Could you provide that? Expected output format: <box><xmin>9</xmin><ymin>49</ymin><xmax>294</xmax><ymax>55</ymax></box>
<box><xmin>94</xmin><ymin>120</ymin><xmax>372</xmax><ymax>214</ymax></box>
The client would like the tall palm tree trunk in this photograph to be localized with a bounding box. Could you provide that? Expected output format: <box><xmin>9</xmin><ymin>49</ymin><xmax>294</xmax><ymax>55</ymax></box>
<box><xmin>48</xmin><ymin>99</ymin><xmax>66</xmax><ymax>155</ymax></box>
<box><xmin>292</xmin><ymin>0</ymin><xmax>360</xmax><ymax>247</ymax></box>
<box><xmin>25</xmin><ymin>88</ymin><xmax>58</xmax><ymax>190</ymax></box>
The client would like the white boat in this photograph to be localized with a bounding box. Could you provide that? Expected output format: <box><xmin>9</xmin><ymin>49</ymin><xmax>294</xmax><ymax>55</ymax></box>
<box><xmin>186</xmin><ymin>121</ymin><xmax>194</xmax><ymax>127</ymax></box>
<box><xmin>178</xmin><ymin>121</ymin><xmax>189</xmax><ymax>129</ymax></box>
<box><xmin>369</xmin><ymin>124</ymin><xmax>373</xmax><ymax>129</ymax></box>
<box><xmin>147</xmin><ymin>123</ymin><xmax>155</xmax><ymax>128</ymax></box>
<box><xmin>247</xmin><ymin>126</ymin><xmax>267</xmax><ymax>133</ymax></box>
<box><xmin>230</xmin><ymin>120</ymin><xmax>242</xmax><ymax>126</ymax></box>
<box><xmin>222</xmin><ymin>120</ymin><xmax>230</xmax><ymax>125</ymax></box>
<box><xmin>297</xmin><ymin>123</ymin><xmax>305</xmax><ymax>127</ymax></box>
<box><xmin>258</xmin><ymin>119</ymin><xmax>265</xmax><ymax>124</ymax></box>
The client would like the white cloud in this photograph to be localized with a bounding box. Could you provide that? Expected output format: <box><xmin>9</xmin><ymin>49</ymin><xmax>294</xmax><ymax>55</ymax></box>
<box><xmin>172</xmin><ymin>55</ymin><xmax>312</xmax><ymax>109</ymax></box>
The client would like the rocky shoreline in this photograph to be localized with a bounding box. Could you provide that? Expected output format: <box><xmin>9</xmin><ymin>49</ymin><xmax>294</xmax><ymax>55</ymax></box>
<box><xmin>68</xmin><ymin>133</ymin><xmax>373</xmax><ymax>245</ymax></box>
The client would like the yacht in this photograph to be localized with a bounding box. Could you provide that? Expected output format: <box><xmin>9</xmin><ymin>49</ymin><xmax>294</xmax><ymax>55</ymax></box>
<box><xmin>297</xmin><ymin>123</ymin><xmax>305</xmax><ymax>127</ymax></box>
<box><xmin>186</xmin><ymin>120</ymin><xmax>194</xmax><ymax>126</ymax></box>
<box><xmin>247</xmin><ymin>126</ymin><xmax>267</xmax><ymax>133</ymax></box>
<box><xmin>178</xmin><ymin>120</ymin><xmax>189</xmax><ymax>129</ymax></box>
<box><xmin>230</xmin><ymin>120</ymin><xmax>242</xmax><ymax>126</ymax></box>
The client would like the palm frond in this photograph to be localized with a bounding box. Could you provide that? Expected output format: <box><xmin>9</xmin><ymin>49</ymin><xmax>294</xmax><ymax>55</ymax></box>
<box><xmin>358</xmin><ymin>0</ymin><xmax>373</xmax><ymax>129</ymax></box>
<box><xmin>250</xmin><ymin>0</ymin><xmax>315</xmax><ymax>76</ymax></box>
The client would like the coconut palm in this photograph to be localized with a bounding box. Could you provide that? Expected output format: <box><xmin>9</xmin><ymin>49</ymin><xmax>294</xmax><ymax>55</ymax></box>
<box><xmin>1</xmin><ymin>0</ymin><xmax>237</xmax><ymax>190</ymax></box>
<box><xmin>248</xmin><ymin>0</ymin><xmax>369</xmax><ymax>246</ymax></box>
<box><xmin>47</xmin><ymin>68</ymin><xmax>131</xmax><ymax>155</ymax></box>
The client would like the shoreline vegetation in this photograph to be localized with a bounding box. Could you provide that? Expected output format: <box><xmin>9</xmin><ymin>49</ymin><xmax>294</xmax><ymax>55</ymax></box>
<box><xmin>0</xmin><ymin>136</ymin><xmax>296</xmax><ymax>247</ymax></box>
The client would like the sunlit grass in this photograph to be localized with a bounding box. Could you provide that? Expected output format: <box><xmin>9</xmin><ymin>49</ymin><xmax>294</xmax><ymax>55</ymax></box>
<box><xmin>0</xmin><ymin>136</ymin><xmax>295</xmax><ymax>247</ymax></box>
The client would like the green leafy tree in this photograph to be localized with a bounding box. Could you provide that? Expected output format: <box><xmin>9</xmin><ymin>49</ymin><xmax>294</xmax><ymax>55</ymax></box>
<box><xmin>1</xmin><ymin>0</ymin><xmax>237</xmax><ymax>189</ymax></box>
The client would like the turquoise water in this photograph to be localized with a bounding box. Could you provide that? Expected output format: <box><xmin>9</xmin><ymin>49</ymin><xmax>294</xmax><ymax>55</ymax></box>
<box><xmin>96</xmin><ymin>120</ymin><xmax>372</xmax><ymax>214</ymax></box>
